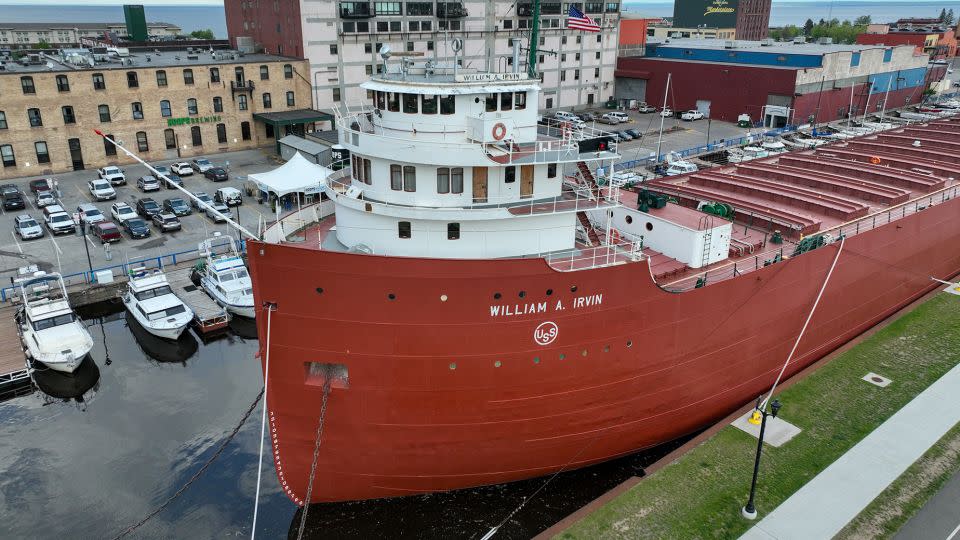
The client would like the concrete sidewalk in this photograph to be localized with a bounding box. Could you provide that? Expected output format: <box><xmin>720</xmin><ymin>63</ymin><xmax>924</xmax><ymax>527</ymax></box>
<box><xmin>740</xmin><ymin>362</ymin><xmax>960</xmax><ymax>540</ymax></box>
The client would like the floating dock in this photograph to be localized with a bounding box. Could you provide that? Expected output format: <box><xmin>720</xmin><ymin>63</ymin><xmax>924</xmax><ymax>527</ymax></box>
<box><xmin>166</xmin><ymin>267</ymin><xmax>231</xmax><ymax>334</ymax></box>
<box><xmin>0</xmin><ymin>308</ymin><xmax>30</xmax><ymax>392</ymax></box>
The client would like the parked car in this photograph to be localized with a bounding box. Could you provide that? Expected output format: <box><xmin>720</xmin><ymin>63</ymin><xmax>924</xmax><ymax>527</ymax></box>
<box><xmin>625</xmin><ymin>129</ymin><xmax>641</xmax><ymax>139</ymax></box>
<box><xmin>29</xmin><ymin>178</ymin><xmax>52</xmax><ymax>193</ymax></box>
<box><xmin>88</xmin><ymin>178</ymin><xmax>117</xmax><ymax>201</ymax></box>
<box><xmin>97</xmin><ymin>166</ymin><xmax>127</xmax><ymax>186</ymax></box>
<box><xmin>578</xmin><ymin>112</ymin><xmax>596</xmax><ymax>122</ymax></box>
<box><xmin>553</xmin><ymin>111</ymin><xmax>585</xmax><ymax>129</ymax></box>
<box><xmin>660</xmin><ymin>108</ymin><xmax>674</xmax><ymax>118</ymax></box>
<box><xmin>110</xmin><ymin>202</ymin><xmax>138</xmax><ymax>223</ymax></box>
<box><xmin>162</xmin><ymin>173</ymin><xmax>183</xmax><ymax>189</ymax></box>
<box><xmin>171</xmin><ymin>162</ymin><xmax>194</xmax><ymax>176</ymax></box>
<box><xmin>205</xmin><ymin>202</ymin><xmax>231</xmax><ymax>222</ymax></box>
<box><xmin>151</xmin><ymin>212</ymin><xmax>182</xmax><ymax>232</ymax></box>
<box><xmin>90</xmin><ymin>221</ymin><xmax>122</xmax><ymax>244</ymax></box>
<box><xmin>681</xmin><ymin>110</ymin><xmax>705</xmax><ymax>121</ymax></box>
<box><xmin>613</xmin><ymin>130</ymin><xmax>631</xmax><ymax>141</ymax></box>
<box><xmin>636</xmin><ymin>102</ymin><xmax>657</xmax><ymax>113</ymax></box>
<box><xmin>214</xmin><ymin>187</ymin><xmax>243</xmax><ymax>206</ymax></box>
<box><xmin>163</xmin><ymin>197</ymin><xmax>192</xmax><ymax>216</ymax></box>
<box><xmin>121</xmin><ymin>217</ymin><xmax>151</xmax><ymax>239</ymax></box>
<box><xmin>608</xmin><ymin>132</ymin><xmax>625</xmax><ymax>142</ymax></box>
<box><xmin>137</xmin><ymin>175</ymin><xmax>161</xmax><ymax>192</ymax></box>
<box><xmin>1</xmin><ymin>185</ymin><xmax>25</xmax><ymax>211</ymax></box>
<box><xmin>35</xmin><ymin>191</ymin><xmax>56</xmax><ymax>208</ymax></box>
<box><xmin>42</xmin><ymin>205</ymin><xmax>76</xmax><ymax>235</ymax></box>
<box><xmin>204</xmin><ymin>167</ymin><xmax>229</xmax><ymax>182</ymax></box>
<box><xmin>76</xmin><ymin>203</ymin><xmax>106</xmax><ymax>225</ymax></box>
<box><xmin>135</xmin><ymin>197</ymin><xmax>162</xmax><ymax>219</ymax></box>
<box><xmin>191</xmin><ymin>158</ymin><xmax>214</xmax><ymax>173</ymax></box>
<box><xmin>191</xmin><ymin>191</ymin><xmax>214</xmax><ymax>210</ymax></box>
<box><xmin>151</xmin><ymin>165</ymin><xmax>171</xmax><ymax>180</ymax></box>
<box><xmin>13</xmin><ymin>214</ymin><xmax>44</xmax><ymax>240</ymax></box>
<box><xmin>605</xmin><ymin>112</ymin><xmax>631</xmax><ymax>124</ymax></box>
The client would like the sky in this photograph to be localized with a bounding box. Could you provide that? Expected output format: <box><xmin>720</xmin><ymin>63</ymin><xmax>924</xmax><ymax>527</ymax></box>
<box><xmin>0</xmin><ymin>0</ymin><xmax>937</xmax><ymax>4</ymax></box>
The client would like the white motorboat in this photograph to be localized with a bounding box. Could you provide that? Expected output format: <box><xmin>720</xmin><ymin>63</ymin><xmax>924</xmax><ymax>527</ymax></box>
<box><xmin>727</xmin><ymin>145</ymin><xmax>768</xmax><ymax>163</ymax></box>
<box><xmin>781</xmin><ymin>135</ymin><xmax>828</xmax><ymax>149</ymax></box>
<box><xmin>122</xmin><ymin>268</ymin><xmax>194</xmax><ymax>340</ymax></box>
<box><xmin>16</xmin><ymin>272</ymin><xmax>93</xmax><ymax>373</ymax></box>
<box><xmin>197</xmin><ymin>236</ymin><xmax>255</xmax><ymax>318</ymax></box>
<box><xmin>760</xmin><ymin>139</ymin><xmax>787</xmax><ymax>154</ymax></box>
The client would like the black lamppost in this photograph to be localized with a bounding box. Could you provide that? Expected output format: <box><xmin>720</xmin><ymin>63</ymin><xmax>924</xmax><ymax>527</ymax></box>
<box><xmin>78</xmin><ymin>220</ymin><xmax>94</xmax><ymax>282</ymax></box>
<box><xmin>742</xmin><ymin>397</ymin><xmax>782</xmax><ymax>520</ymax></box>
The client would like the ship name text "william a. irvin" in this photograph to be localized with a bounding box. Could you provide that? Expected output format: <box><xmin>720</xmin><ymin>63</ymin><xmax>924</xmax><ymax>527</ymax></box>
<box><xmin>489</xmin><ymin>294</ymin><xmax>603</xmax><ymax>317</ymax></box>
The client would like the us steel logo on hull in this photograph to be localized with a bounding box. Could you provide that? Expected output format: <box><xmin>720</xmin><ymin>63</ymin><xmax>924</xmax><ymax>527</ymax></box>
<box><xmin>534</xmin><ymin>321</ymin><xmax>559</xmax><ymax>346</ymax></box>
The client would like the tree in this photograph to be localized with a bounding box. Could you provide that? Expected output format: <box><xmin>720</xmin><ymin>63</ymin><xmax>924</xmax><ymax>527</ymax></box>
<box><xmin>190</xmin><ymin>29</ymin><xmax>215</xmax><ymax>40</ymax></box>
<box><xmin>940</xmin><ymin>8</ymin><xmax>947</xmax><ymax>22</ymax></box>
<box><xmin>36</xmin><ymin>39</ymin><xmax>50</xmax><ymax>50</ymax></box>
<box><xmin>947</xmin><ymin>9</ymin><xmax>956</xmax><ymax>26</ymax></box>
<box><xmin>854</xmin><ymin>15</ymin><xmax>871</xmax><ymax>26</ymax></box>
<box><xmin>804</xmin><ymin>18</ymin><xmax>815</xmax><ymax>35</ymax></box>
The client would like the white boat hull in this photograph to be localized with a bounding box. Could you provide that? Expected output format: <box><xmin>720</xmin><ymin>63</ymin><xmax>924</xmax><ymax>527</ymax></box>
<box><xmin>32</xmin><ymin>352</ymin><xmax>87</xmax><ymax>373</ymax></box>
<box><xmin>123</xmin><ymin>297</ymin><xmax>192</xmax><ymax>340</ymax></box>
<box><xmin>201</xmin><ymin>277</ymin><xmax>256</xmax><ymax>319</ymax></box>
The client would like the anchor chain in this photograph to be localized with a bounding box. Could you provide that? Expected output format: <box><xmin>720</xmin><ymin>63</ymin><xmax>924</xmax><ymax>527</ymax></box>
<box><xmin>295</xmin><ymin>368</ymin><xmax>334</xmax><ymax>540</ymax></box>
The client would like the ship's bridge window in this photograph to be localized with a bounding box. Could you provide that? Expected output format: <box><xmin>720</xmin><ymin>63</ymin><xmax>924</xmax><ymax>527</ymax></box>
<box><xmin>387</xmin><ymin>92</ymin><xmax>400</xmax><ymax>112</ymax></box>
<box><xmin>403</xmin><ymin>165</ymin><xmax>417</xmax><ymax>191</ymax></box>
<box><xmin>437</xmin><ymin>167</ymin><xmax>463</xmax><ymax>193</ymax></box>
<box><xmin>501</xmin><ymin>92</ymin><xmax>513</xmax><ymax>110</ymax></box>
<box><xmin>403</xmin><ymin>93</ymin><xmax>418</xmax><ymax>113</ymax></box>
<box><xmin>440</xmin><ymin>95</ymin><xmax>455</xmax><ymax>114</ymax></box>
<box><xmin>505</xmin><ymin>166</ymin><xmax>516</xmax><ymax>183</ymax></box>
<box><xmin>515</xmin><ymin>91</ymin><xmax>527</xmax><ymax>110</ymax></box>
<box><xmin>422</xmin><ymin>94</ymin><xmax>437</xmax><ymax>114</ymax></box>
<box><xmin>376</xmin><ymin>91</ymin><xmax>386</xmax><ymax>109</ymax></box>
<box><xmin>485</xmin><ymin>93</ymin><xmax>497</xmax><ymax>112</ymax></box>
<box><xmin>390</xmin><ymin>164</ymin><xmax>402</xmax><ymax>190</ymax></box>
<box><xmin>398</xmin><ymin>221</ymin><xmax>411</xmax><ymax>239</ymax></box>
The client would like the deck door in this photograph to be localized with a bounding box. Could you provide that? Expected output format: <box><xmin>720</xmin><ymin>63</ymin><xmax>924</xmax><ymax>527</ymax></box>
<box><xmin>520</xmin><ymin>165</ymin><xmax>534</xmax><ymax>199</ymax></box>
<box><xmin>473</xmin><ymin>166</ymin><xmax>488</xmax><ymax>203</ymax></box>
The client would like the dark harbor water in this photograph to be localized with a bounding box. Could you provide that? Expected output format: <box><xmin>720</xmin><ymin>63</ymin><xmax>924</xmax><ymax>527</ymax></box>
<box><xmin>0</xmin><ymin>301</ymin><xmax>685</xmax><ymax>539</ymax></box>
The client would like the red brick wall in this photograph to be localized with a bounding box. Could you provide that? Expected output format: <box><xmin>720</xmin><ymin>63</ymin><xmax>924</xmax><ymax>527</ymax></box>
<box><xmin>736</xmin><ymin>0</ymin><xmax>771</xmax><ymax>41</ymax></box>
<box><xmin>225</xmin><ymin>0</ymin><xmax>304</xmax><ymax>58</ymax></box>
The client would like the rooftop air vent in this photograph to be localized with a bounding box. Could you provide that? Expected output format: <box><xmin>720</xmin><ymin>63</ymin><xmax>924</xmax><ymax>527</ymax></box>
<box><xmin>724</xmin><ymin>40</ymin><xmax>736</xmax><ymax>49</ymax></box>
<box><xmin>760</xmin><ymin>39</ymin><xmax>774</xmax><ymax>46</ymax></box>
<box><xmin>817</xmin><ymin>37</ymin><xmax>834</xmax><ymax>45</ymax></box>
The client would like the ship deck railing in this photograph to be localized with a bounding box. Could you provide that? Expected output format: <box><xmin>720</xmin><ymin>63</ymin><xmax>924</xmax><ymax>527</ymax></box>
<box><xmin>333</xmin><ymin>103</ymin><xmax>620</xmax><ymax>165</ymax></box>
<box><xmin>325</xmin><ymin>175</ymin><xmax>621</xmax><ymax>217</ymax></box>
<box><xmin>659</xmin><ymin>183</ymin><xmax>960</xmax><ymax>292</ymax></box>
<box><xmin>539</xmin><ymin>236</ymin><xmax>646</xmax><ymax>272</ymax></box>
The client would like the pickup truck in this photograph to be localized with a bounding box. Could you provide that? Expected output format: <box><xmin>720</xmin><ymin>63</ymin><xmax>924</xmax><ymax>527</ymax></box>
<box><xmin>98</xmin><ymin>166</ymin><xmax>127</xmax><ymax>186</ymax></box>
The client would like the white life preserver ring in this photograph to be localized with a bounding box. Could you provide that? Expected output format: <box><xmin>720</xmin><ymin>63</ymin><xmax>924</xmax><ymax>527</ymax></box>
<box><xmin>492</xmin><ymin>122</ymin><xmax>507</xmax><ymax>141</ymax></box>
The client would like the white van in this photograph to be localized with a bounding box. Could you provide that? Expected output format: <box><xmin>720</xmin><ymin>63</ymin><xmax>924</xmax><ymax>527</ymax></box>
<box><xmin>554</xmin><ymin>111</ymin><xmax>585</xmax><ymax>129</ymax></box>
<box><xmin>214</xmin><ymin>187</ymin><xmax>243</xmax><ymax>207</ymax></box>
<box><xmin>602</xmin><ymin>112</ymin><xmax>630</xmax><ymax>124</ymax></box>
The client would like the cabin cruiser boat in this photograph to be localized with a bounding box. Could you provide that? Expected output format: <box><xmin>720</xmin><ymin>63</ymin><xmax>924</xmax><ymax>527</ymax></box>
<box><xmin>197</xmin><ymin>236</ymin><xmax>255</xmax><ymax>318</ymax></box>
<box><xmin>122</xmin><ymin>267</ymin><xmax>194</xmax><ymax>340</ymax></box>
<box><xmin>760</xmin><ymin>139</ymin><xmax>787</xmax><ymax>154</ymax></box>
<box><xmin>15</xmin><ymin>271</ymin><xmax>93</xmax><ymax>373</ymax></box>
<box><xmin>727</xmin><ymin>145</ymin><xmax>768</xmax><ymax>163</ymax></box>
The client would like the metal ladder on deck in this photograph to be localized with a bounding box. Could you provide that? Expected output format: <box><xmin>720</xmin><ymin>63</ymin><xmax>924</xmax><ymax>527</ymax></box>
<box><xmin>699</xmin><ymin>215</ymin><xmax>714</xmax><ymax>268</ymax></box>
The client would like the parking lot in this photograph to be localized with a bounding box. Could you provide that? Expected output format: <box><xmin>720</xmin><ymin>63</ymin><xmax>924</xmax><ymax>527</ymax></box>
<box><xmin>0</xmin><ymin>148</ymin><xmax>283</xmax><ymax>283</ymax></box>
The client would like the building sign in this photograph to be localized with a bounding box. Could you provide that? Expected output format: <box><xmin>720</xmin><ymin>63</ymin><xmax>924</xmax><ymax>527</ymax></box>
<box><xmin>455</xmin><ymin>72</ymin><xmax>530</xmax><ymax>83</ymax></box>
<box><xmin>166</xmin><ymin>115</ymin><xmax>222</xmax><ymax>127</ymax></box>
<box><xmin>673</xmin><ymin>0</ymin><xmax>740</xmax><ymax>29</ymax></box>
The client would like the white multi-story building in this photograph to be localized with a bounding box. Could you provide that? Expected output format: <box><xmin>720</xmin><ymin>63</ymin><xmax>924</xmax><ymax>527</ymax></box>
<box><xmin>0</xmin><ymin>22</ymin><xmax>183</xmax><ymax>48</ymax></box>
<box><xmin>225</xmin><ymin>1</ymin><xmax>622</xmax><ymax>114</ymax></box>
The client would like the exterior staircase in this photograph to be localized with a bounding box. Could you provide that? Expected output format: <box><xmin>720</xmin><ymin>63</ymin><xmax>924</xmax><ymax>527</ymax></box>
<box><xmin>577</xmin><ymin>211</ymin><xmax>602</xmax><ymax>246</ymax></box>
<box><xmin>577</xmin><ymin>161</ymin><xmax>596</xmax><ymax>185</ymax></box>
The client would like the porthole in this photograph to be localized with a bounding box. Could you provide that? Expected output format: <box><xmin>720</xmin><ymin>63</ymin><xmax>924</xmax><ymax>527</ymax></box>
<box><xmin>440</xmin><ymin>294</ymin><xmax>448</xmax><ymax>302</ymax></box>
<box><xmin>570</xmin><ymin>285</ymin><xmax>578</xmax><ymax>293</ymax></box>
<box><xmin>519</xmin><ymin>291</ymin><xmax>526</xmax><ymax>298</ymax></box>
<box><xmin>494</xmin><ymin>292</ymin><xmax>502</xmax><ymax>299</ymax></box>
<box><xmin>559</xmin><ymin>353</ymin><xmax>566</xmax><ymax>360</ymax></box>
<box><xmin>546</xmin><ymin>289</ymin><xmax>553</xmax><ymax>296</ymax></box>
<box><xmin>449</xmin><ymin>362</ymin><xmax>457</xmax><ymax>370</ymax></box>
<box><xmin>494</xmin><ymin>360</ymin><xmax>502</xmax><ymax>368</ymax></box>
<box><xmin>474</xmin><ymin>97</ymin><xmax>480</xmax><ymax>103</ymax></box>
<box><xmin>388</xmin><ymin>293</ymin><xmax>396</xmax><ymax>300</ymax></box>
<box><xmin>533</xmin><ymin>357</ymin><xmax>541</xmax><ymax>364</ymax></box>
<box><xmin>625</xmin><ymin>215</ymin><xmax>633</xmax><ymax>224</ymax></box>
<box><xmin>627</xmin><ymin>340</ymin><xmax>633</xmax><ymax>348</ymax></box>
<box><xmin>646</xmin><ymin>222</ymin><xmax>653</xmax><ymax>231</ymax></box>
<box><xmin>581</xmin><ymin>349</ymin><xmax>588</xmax><ymax>357</ymax></box>
<box><xmin>315</xmin><ymin>287</ymin><xmax>324</xmax><ymax>294</ymax></box>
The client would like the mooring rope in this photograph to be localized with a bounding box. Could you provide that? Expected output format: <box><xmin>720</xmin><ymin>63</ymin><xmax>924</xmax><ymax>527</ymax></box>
<box><xmin>250</xmin><ymin>303</ymin><xmax>275</xmax><ymax>540</ymax></box>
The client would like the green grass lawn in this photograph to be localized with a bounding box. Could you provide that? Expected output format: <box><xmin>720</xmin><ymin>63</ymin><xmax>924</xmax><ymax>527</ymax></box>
<box><xmin>557</xmin><ymin>293</ymin><xmax>960</xmax><ymax>540</ymax></box>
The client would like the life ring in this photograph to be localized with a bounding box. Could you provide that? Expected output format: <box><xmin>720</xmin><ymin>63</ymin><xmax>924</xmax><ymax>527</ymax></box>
<box><xmin>870</xmin><ymin>156</ymin><xmax>881</xmax><ymax>165</ymax></box>
<box><xmin>492</xmin><ymin>122</ymin><xmax>507</xmax><ymax>141</ymax></box>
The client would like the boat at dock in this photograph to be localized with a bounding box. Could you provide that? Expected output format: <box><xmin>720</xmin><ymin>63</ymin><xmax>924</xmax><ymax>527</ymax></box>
<box><xmin>15</xmin><ymin>272</ymin><xmax>93</xmax><ymax>373</ymax></box>
<box><xmin>237</xmin><ymin>63</ymin><xmax>960</xmax><ymax>506</ymax></box>
<box><xmin>196</xmin><ymin>236</ymin><xmax>255</xmax><ymax>319</ymax></box>
<box><xmin>122</xmin><ymin>267</ymin><xmax>194</xmax><ymax>340</ymax></box>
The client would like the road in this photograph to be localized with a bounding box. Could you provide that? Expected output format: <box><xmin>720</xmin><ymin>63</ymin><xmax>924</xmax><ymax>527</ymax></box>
<box><xmin>894</xmin><ymin>469</ymin><xmax>960</xmax><ymax>540</ymax></box>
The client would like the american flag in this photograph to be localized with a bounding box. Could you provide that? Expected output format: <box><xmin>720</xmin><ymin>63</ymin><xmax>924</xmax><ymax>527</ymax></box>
<box><xmin>566</xmin><ymin>5</ymin><xmax>601</xmax><ymax>32</ymax></box>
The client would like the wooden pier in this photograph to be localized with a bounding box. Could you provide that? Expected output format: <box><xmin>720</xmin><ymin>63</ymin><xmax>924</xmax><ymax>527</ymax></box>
<box><xmin>0</xmin><ymin>307</ymin><xmax>30</xmax><ymax>392</ymax></box>
<box><xmin>166</xmin><ymin>267</ymin><xmax>231</xmax><ymax>334</ymax></box>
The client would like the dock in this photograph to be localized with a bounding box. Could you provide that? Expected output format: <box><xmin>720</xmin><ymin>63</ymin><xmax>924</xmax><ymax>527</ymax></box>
<box><xmin>166</xmin><ymin>267</ymin><xmax>231</xmax><ymax>334</ymax></box>
<box><xmin>0</xmin><ymin>307</ymin><xmax>30</xmax><ymax>393</ymax></box>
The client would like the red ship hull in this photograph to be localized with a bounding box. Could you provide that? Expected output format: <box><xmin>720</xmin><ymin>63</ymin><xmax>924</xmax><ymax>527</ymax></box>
<box><xmin>248</xmin><ymin>194</ymin><xmax>960</xmax><ymax>504</ymax></box>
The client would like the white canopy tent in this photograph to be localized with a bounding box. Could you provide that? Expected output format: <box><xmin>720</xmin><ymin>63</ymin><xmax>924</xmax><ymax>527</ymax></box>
<box><xmin>248</xmin><ymin>152</ymin><xmax>333</xmax><ymax>198</ymax></box>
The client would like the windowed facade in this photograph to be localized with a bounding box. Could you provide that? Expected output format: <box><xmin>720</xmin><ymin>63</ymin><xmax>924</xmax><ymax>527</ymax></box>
<box><xmin>210</xmin><ymin>67</ymin><xmax>221</xmax><ymax>83</ymax></box>
<box><xmin>191</xmin><ymin>126</ymin><xmax>202</xmax><ymax>146</ymax></box>
<box><xmin>1</xmin><ymin>145</ymin><xmax>15</xmax><ymax>167</ymax></box>
<box><xmin>241</xmin><ymin>121</ymin><xmax>251</xmax><ymax>141</ymax></box>
<box><xmin>34</xmin><ymin>141</ymin><xmax>50</xmax><ymax>164</ymax></box>
<box><xmin>92</xmin><ymin>72</ymin><xmax>106</xmax><ymax>90</ymax></box>
<box><xmin>390</xmin><ymin>164</ymin><xmax>402</xmax><ymax>190</ymax></box>
<box><xmin>217</xmin><ymin>123</ymin><xmax>227</xmax><ymax>144</ymax></box>
<box><xmin>183</xmin><ymin>69</ymin><xmax>194</xmax><ymax>85</ymax></box>
<box><xmin>127</xmin><ymin>71</ymin><xmax>139</xmax><ymax>88</ymax></box>
<box><xmin>213</xmin><ymin>96</ymin><xmax>223</xmax><ymax>113</ymax></box>
<box><xmin>403</xmin><ymin>165</ymin><xmax>416</xmax><ymax>192</ymax></box>
<box><xmin>132</xmin><ymin>102</ymin><xmax>144</xmax><ymax>120</ymax></box>
<box><xmin>376</xmin><ymin>2</ymin><xmax>402</xmax><ymax>15</ymax></box>
<box><xmin>156</xmin><ymin>70</ymin><xmax>168</xmax><ymax>87</ymax></box>
<box><xmin>286</xmin><ymin>91</ymin><xmax>295</xmax><ymax>106</ymax></box>
<box><xmin>136</xmin><ymin>131</ymin><xmax>148</xmax><ymax>151</ymax></box>
<box><xmin>104</xmin><ymin>134</ymin><xmax>117</xmax><ymax>156</ymax></box>
<box><xmin>56</xmin><ymin>75</ymin><xmax>69</xmax><ymax>92</ymax></box>
<box><xmin>440</xmin><ymin>95</ymin><xmax>455</xmax><ymax>114</ymax></box>
<box><xmin>98</xmin><ymin>104</ymin><xmax>111</xmax><ymax>123</ymax></box>
<box><xmin>21</xmin><ymin>76</ymin><xmax>35</xmax><ymax>94</ymax></box>
<box><xmin>352</xmin><ymin>156</ymin><xmax>372</xmax><ymax>185</ymax></box>
<box><xmin>164</xmin><ymin>129</ymin><xmax>176</xmax><ymax>150</ymax></box>
<box><xmin>263</xmin><ymin>92</ymin><xmax>272</xmax><ymax>108</ymax></box>
<box><xmin>333</xmin><ymin>88</ymin><xmax>341</xmax><ymax>102</ymax></box>
<box><xmin>0</xmin><ymin>111</ymin><xmax>6</xmax><ymax>129</ymax></box>
<box><xmin>284</xmin><ymin>64</ymin><xmax>293</xmax><ymax>79</ymax></box>
<box><xmin>62</xmin><ymin>106</ymin><xmax>76</xmax><ymax>124</ymax></box>
<box><xmin>160</xmin><ymin>100</ymin><xmax>172</xmax><ymax>117</ymax></box>
<box><xmin>27</xmin><ymin>108</ymin><xmax>42</xmax><ymax>127</ymax></box>
<box><xmin>187</xmin><ymin>98</ymin><xmax>198</xmax><ymax>115</ymax></box>
<box><xmin>260</xmin><ymin>65</ymin><xmax>269</xmax><ymax>80</ymax></box>
<box><xmin>436</xmin><ymin>167</ymin><xmax>463</xmax><ymax>194</ymax></box>
<box><xmin>238</xmin><ymin>94</ymin><xmax>248</xmax><ymax>111</ymax></box>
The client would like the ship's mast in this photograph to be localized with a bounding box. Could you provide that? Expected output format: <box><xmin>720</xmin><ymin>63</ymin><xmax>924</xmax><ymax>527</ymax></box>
<box><xmin>527</xmin><ymin>0</ymin><xmax>541</xmax><ymax>77</ymax></box>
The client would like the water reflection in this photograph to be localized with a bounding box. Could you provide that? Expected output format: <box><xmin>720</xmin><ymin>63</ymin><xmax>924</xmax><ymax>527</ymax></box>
<box><xmin>228</xmin><ymin>316</ymin><xmax>258</xmax><ymax>340</ymax></box>
<box><xmin>32</xmin><ymin>355</ymin><xmax>101</xmax><ymax>405</ymax></box>
<box><xmin>125</xmin><ymin>311</ymin><xmax>200</xmax><ymax>365</ymax></box>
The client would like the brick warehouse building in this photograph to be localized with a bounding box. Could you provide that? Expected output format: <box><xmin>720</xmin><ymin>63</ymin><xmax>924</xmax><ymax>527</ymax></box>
<box><xmin>0</xmin><ymin>50</ymin><xmax>313</xmax><ymax>180</ymax></box>
<box><xmin>615</xmin><ymin>39</ymin><xmax>940</xmax><ymax>127</ymax></box>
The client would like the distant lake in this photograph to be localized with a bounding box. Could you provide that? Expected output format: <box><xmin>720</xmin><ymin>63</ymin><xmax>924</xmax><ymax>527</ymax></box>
<box><xmin>0</xmin><ymin>4</ymin><xmax>227</xmax><ymax>39</ymax></box>
<box><xmin>623</xmin><ymin>1</ymin><xmax>960</xmax><ymax>27</ymax></box>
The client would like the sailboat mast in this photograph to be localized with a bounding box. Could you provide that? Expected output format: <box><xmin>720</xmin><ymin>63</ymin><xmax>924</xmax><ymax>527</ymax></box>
<box><xmin>527</xmin><ymin>0</ymin><xmax>541</xmax><ymax>77</ymax></box>
<box><xmin>656</xmin><ymin>72</ymin><xmax>672</xmax><ymax>161</ymax></box>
